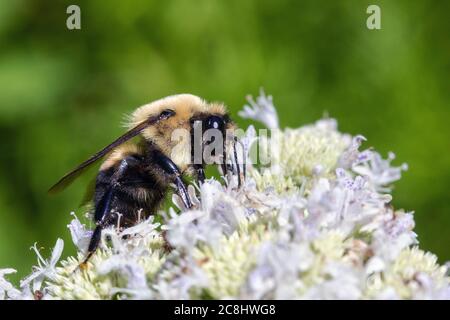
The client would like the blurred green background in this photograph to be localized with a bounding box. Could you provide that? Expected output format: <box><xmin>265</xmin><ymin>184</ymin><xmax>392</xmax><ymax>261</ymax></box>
<box><xmin>0</xmin><ymin>0</ymin><xmax>449</xmax><ymax>284</ymax></box>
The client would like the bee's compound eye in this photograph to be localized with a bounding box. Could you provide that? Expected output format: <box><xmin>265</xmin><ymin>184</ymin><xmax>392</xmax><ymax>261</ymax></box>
<box><xmin>205</xmin><ymin>116</ymin><xmax>224</xmax><ymax>131</ymax></box>
<box><xmin>160</xmin><ymin>109</ymin><xmax>175</xmax><ymax>119</ymax></box>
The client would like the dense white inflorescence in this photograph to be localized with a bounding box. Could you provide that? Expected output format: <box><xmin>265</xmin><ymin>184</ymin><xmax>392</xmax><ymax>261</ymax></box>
<box><xmin>1</xmin><ymin>91</ymin><xmax>448</xmax><ymax>300</ymax></box>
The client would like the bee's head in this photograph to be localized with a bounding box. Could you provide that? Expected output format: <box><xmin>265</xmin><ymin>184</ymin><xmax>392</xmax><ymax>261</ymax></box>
<box><xmin>127</xmin><ymin>94</ymin><xmax>235</xmax><ymax>172</ymax></box>
<box><xmin>189</xmin><ymin>106</ymin><xmax>236</xmax><ymax>169</ymax></box>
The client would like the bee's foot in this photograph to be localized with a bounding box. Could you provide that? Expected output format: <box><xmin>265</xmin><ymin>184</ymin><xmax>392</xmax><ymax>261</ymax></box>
<box><xmin>79</xmin><ymin>262</ymin><xmax>88</xmax><ymax>270</ymax></box>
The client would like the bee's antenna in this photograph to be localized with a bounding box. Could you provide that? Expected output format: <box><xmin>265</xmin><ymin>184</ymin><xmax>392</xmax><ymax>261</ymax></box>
<box><xmin>220</xmin><ymin>161</ymin><xmax>226</xmax><ymax>176</ymax></box>
<box><xmin>233</xmin><ymin>137</ymin><xmax>242</xmax><ymax>188</ymax></box>
<box><xmin>241</xmin><ymin>139</ymin><xmax>246</xmax><ymax>181</ymax></box>
<box><xmin>235</xmin><ymin>137</ymin><xmax>246</xmax><ymax>184</ymax></box>
<box><xmin>221</xmin><ymin>132</ymin><xmax>228</xmax><ymax>177</ymax></box>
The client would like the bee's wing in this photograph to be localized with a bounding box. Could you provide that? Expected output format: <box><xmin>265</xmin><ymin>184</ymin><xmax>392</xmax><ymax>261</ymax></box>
<box><xmin>48</xmin><ymin>112</ymin><xmax>173</xmax><ymax>194</ymax></box>
<box><xmin>78</xmin><ymin>176</ymin><xmax>97</xmax><ymax>208</ymax></box>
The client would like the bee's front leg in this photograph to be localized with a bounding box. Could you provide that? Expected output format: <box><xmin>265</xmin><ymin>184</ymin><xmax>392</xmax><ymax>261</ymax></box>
<box><xmin>194</xmin><ymin>164</ymin><xmax>205</xmax><ymax>184</ymax></box>
<box><xmin>154</xmin><ymin>151</ymin><xmax>193</xmax><ymax>209</ymax></box>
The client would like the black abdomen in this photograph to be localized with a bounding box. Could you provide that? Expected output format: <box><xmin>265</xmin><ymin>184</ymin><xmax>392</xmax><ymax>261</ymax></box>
<box><xmin>94</xmin><ymin>155</ymin><xmax>168</xmax><ymax>228</ymax></box>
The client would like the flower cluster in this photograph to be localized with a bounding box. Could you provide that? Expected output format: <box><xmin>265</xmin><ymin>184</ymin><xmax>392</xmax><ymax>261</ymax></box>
<box><xmin>1</xmin><ymin>92</ymin><xmax>448</xmax><ymax>300</ymax></box>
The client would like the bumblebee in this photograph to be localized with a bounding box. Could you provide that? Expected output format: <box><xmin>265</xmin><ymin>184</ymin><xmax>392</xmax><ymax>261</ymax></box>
<box><xmin>49</xmin><ymin>94</ymin><xmax>240</xmax><ymax>265</ymax></box>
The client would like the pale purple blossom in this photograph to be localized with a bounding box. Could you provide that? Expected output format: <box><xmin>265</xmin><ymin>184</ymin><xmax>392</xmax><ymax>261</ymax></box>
<box><xmin>353</xmin><ymin>152</ymin><xmax>408</xmax><ymax>192</ymax></box>
<box><xmin>239</xmin><ymin>88</ymin><xmax>279</xmax><ymax>129</ymax></box>
<box><xmin>338</xmin><ymin>135</ymin><xmax>372</xmax><ymax>169</ymax></box>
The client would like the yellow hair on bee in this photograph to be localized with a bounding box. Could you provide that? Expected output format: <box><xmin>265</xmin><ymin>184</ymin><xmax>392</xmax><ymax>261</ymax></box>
<box><xmin>203</xmin><ymin>102</ymin><xmax>226</xmax><ymax>114</ymax></box>
<box><xmin>49</xmin><ymin>93</ymin><xmax>238</xmax><ymax>266</ymax></box>
<box><xmin>100</xmin><ymin>143</ymin><xmax>143</xmax><ymax>171</ymax></box>
<box><xmin>127</xmin><ymin>94</ymin><xmax>206</xmax><ymax>129</ymax></box>
<box><xmin>125</xmin><ymin>94</ymin><xmax>229</xmax><ymax>173</ymax></box>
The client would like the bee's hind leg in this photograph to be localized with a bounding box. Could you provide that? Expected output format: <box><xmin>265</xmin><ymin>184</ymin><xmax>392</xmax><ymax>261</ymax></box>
<box><xmin>79</xmin><ymin>185</ymin><xmax>116</xmax><ymax>269</ymax></box>
<box><xmin>79</xmin><ymin>157</ymin><xmax>134</xmax><ymax>269</ymax></box>
<box><xmin>79</xmin><ymin>226</ymin><xmax>101</xmax><ymax>269</ymax></box>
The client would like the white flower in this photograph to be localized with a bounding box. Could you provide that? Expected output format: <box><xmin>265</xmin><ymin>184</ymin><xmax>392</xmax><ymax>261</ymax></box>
<box><xmin>20</xmin><ymin>238</ymin><xmax>64</xmax><ymax>293</ymax></box>
<box><xmin>239</xmin><ymin>88</ymin><xmax>279</xmax><ymax>129</ymax></box>
<box><xmin>303</xmin><ymin>263</ymin><xmax>363</xmax><ymax>300</ymax></box>
<box><xmin>2</xmin><ymin>91</ymin><xmax>448</xmax><ymax>300</ymax></box>
<box><xmin>0</xmin><ymin>269</ymin><xmax>21</xmax><ymax>300</ymax></box>
<box><xmin>165</xmin><ymin>209</ymin><xmax>223</xmax><ymax>252</ymax></box>
<box><xmin>338</xmin><ymin>135</ymin><xmax>372</xmax><ymax>169</ymax></box>
<box><xmin>243</xmin><ymin>241</ymin><xmax>314</xmax><ymax>299</ymax></box>
<box><xmin>98</xmin><ymin>255</ymin><xmax>152</xmax><ymax>299</ymax></box>
<box><xmin>252</xmin><ymin>126</ymin><xmax>350</xmax><ymax>195</ymax></box>
<box><xmin>68</xmin><ymin>213</ymin><xmax>92</xmax><ymax>253</ymax></box>
<box><xmin>365</xmin><ymin>247</ymin><xmax>449</xmax><ymax>299</ymax></box>
<box><xmin>353</xmin><ymin>152</ymin><xmax>408</xmax><ymax>192</ymax></box>
<box><xmin>153</xmin><ymin>254</ymin><xmax>210</xmax><ymax>299</ymax></box>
